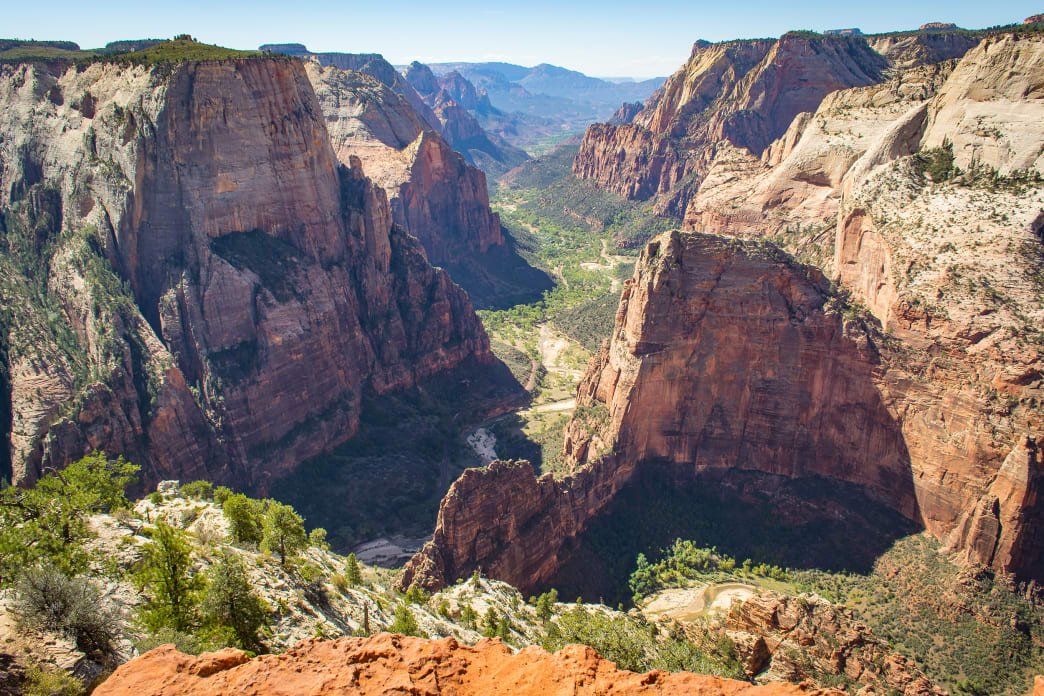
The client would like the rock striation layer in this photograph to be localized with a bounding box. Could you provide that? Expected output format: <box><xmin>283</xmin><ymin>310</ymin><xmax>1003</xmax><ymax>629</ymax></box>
<box><xmin>0</xmin><ymin>56</ymin><xmax>513</xmax><ymax>488</ymax></box>
<box><xmin>404</xmin><ymin>230</ymin><xmax>1042</xmax><ymax>591</ymax></box>
<box><xmin>404</xmin><ymin>62</ymin><xmax>530</xmax><ymax>176</ymax></box>
<box><xmin>572</xmin><ymin>35</ymin><xmax>889</xmax><ymax>216</ymax></box>
<box><xmin>94</xmin><ymin>634</ymin><xmax>837</xmax><ymax>696</ymax></box>
<box><xmin>307</xmin><ymin>63</ymin><xmax>504</xmax><ymax>265</ymax></box>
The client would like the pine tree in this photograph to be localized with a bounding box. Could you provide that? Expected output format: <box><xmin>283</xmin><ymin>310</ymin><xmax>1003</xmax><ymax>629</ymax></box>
<box><xmin>345</xmin><ymin>553</ymin><xmax>362</xmax><ymax>585</ymax></box>
<box><xmin>389</xmin><ymin>602</ymin><xmax>423</xmax><ymax>637</ymax></box>
<box><xmin>260</xmin><ymin>501</ymin><xmax>306</xmax><ymax>565</ymax></box>
<box><xmin>201</xmin><ymin>551</ymin><xmax>267</xmax><ymax>650</ymax></box>
<box><xmin>134</xmin><ymin>521</ymin><xmax>202</xmax><ymax>632</ymax></box>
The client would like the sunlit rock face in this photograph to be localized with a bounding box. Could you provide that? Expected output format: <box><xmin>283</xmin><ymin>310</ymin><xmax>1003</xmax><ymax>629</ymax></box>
<box><xmin>0</xmin><ymin>56</ymin><xmax>505</xmax><ymax>488</ymax></box>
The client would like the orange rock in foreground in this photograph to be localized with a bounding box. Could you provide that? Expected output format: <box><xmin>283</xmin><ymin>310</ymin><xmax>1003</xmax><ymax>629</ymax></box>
<box><xmin>95</xmin><ymin>634</ymin><xmax>838</xmax><ymax>696</ymax></box>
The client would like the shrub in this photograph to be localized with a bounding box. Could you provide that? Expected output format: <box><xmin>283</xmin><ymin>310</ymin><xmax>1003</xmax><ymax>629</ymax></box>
<box><xmin>213</xmin><ymin>486</ymin><xmax>233</xmax><ymax>505</ymax></box>
<box><xmin>133</xmin><ymin>626</ymin><xmax>218</xmax><ymax>656</ymax></box>
<box><xmin>194</xmin><ymin>521</ymin><xmax>224</xmax><ymax>547</ymax></box>
<box><xmin>12</xmin><ymin>564</ymin><xmax>121</xmax><ymax>659</ymax></box>
<box><xmin>180</xmin><ymin>480</ymin><xmax>213</xmax><ymax>500</ymax></box>
<box><xmin>915</xmin><ymin>141</ymin><xmax>956</xmax><ymax>182</ymax></box>
<box><xmin>404</xmin><ymin>585</ymin><xmax>428</xmax><ymax>605</ymax></box>
<box><xmin>22</xmin><ymin>666</ymin><xmax>84</xmax><ymax>696</ymax></box>
<box><xmin>307</xmin><ymin>527</ymin><xmax>329</xmax><ymax>550</ymax></box>
<box><xmin>460</xmin><ymin>603</ymin><xmax>478</xmax><ymax>629</ymax></box>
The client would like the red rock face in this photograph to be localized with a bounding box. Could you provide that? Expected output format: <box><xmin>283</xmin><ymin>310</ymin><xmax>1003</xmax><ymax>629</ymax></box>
<box><xmin>0</xmin><ymin>58</ymin><xmax>508</xmax><ymax>488</ymax></box>
<box><xmin>403</xmin><ymin>231</ymin><xmax>1043</xmax><ymax>592</ymax></box>
<box><xmin>399</xmin><ymin>457</ymin><xmax>636</xmax><ymax>593</ymax></box>
<box><xmin>93</xmin><ymin>634</ymin><xmax>839</xmax><ymax>696</ymax></box>
<box><xmin>402</xmin><ymin>63</ymin><xmax>530</xmax><ymax>176</ymax></box>
<box><xmin>308</xmin><ymin>63</ymin><xmax>506</xmax><ymax>267</ymax></box>
<box><xmin>393</xmin><ymin>131</ymin><xmax>505</xmax><ymax>262</ymax></box>
<box><xmin>572</xmin><ymin>36</ymin><xmax>887</xmax><ymax>213</ymax></box>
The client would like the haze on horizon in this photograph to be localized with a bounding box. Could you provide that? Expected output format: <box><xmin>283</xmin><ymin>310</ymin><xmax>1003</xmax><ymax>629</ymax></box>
<box><xmin>6</xmin><ymin>0</ymin><xmax>1042</xmax><ymax>78</ymax></box>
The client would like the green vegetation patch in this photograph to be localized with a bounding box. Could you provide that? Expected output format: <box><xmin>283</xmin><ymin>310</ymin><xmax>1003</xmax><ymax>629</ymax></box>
<box><xmin>541</xmin><ymin>602</ymin><xmax>745</xmax><ymax>678</ymax></box>
<box><xmin>791</xmin><ymin>536</ymin><xmax>1043</xmax><ymax>696</ymax></box>
<box><xmin>105</xmin><ymin>38</ymin><xmax>262</xmax><ymax>66</ymax></box>
<box><xmin>497</xmin><ymin>143</ymin><xmax>673</xmax><ymax>249</ymax></box>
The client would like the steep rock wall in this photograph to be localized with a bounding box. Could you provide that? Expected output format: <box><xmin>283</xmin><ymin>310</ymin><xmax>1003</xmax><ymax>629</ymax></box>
<box><xmin>403</xmin><ymin>231</ymin><xmax>1042</xmax><ymax>592</ymax></box>
<box><xmin>572</xmin><ymin>35</ymin><xmax>887</xmax><ymax>214</ymax></box>
<box><xmin>307</xmin><ymin>64</ymin><xmax>504</xmax><ymax>266</ymax></box>
<box><xmin>0</xmin><ymin>57</ymin><xmax>507</xmax><ymax>487</ymax></box>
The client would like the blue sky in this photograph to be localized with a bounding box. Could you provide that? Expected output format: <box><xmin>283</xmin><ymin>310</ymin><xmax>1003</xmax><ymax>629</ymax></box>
<box><xmin>6</xmin><ymin>1</ymin><xmax>1041</xmax><ymax>77</ymax></box>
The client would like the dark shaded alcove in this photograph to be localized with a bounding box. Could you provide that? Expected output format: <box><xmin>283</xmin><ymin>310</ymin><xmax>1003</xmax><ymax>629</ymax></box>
<box><xmin>544</xmin><ymin>462</ymin><xmax>919</xmax><ymax>606</ymax></box>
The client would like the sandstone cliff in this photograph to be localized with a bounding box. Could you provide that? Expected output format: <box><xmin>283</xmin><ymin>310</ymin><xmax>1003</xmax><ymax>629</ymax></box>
<box><xmin>93</xmin><ymin>634</ymin><xmax>837</xmax><ymax>696</ymax></box>
<box><xmin>404</xmin><ymin>62</ymin><xmax>530</xmax><ymax>176</ymax></box>
<box><xmin>404</xmin><ymin>231</ymin><xmax>1042</xmax><ymax>591</ymax></box>
<box><xmin>572</xmin><ymin>35</ymin><xmax>888</xmax><ymax>216</ymax></box>
<box><xmin>307</xmin><ymin>63</ymin><xmax>504</xmax><ymax>264</ymax></box>
<box><xmin>0</xmin><ymin>56</ymin><xmax>512</xmax><ymax>488</ymax></box>
<box><xmin>867</xmin><ymin>32</ymin><xmax>979</xmax><ymax>69</ymax></box>
<box><xmin>682</xmin><ymin>59</ymin><xmax>956</xmax><ymax>266</ymax></box>
<box><xmin>567</xmin><ymin>231</ymin><xmax>1041</xmax><ymax>579</ymax></box>
<box><xmin>307</xmin><ymin>62</ymin><xmax>551</xmax><ymax>307</ymax></box>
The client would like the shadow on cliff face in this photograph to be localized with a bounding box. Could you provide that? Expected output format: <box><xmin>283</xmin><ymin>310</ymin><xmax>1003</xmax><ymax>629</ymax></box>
<box><xmin>444</xmin><ymin>228</ymin><xmax>554</xmax><ymax>311</ymax></box>
<box><xmin>0</xmin><ymin>331</ymin><xmax>10</xmax><ymax>486</ymax></box>
<box><xmin>545</xmin><ymin>463</ymin><xmax>920</xmax><ymax>607</ymax></box>
<box><xmin>269</xmin><ymin>355</ymin><xmax>525</xmax><ymax>555</ymax></box>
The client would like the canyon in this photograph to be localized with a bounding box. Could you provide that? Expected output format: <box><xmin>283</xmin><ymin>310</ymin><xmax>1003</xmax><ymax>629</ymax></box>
<box><xmin>0</xmin><ymin>54</ymin><xmax>519</xmax><ymax>489</ymax></box>
<box><xmin>403</xmin><ymin>28</ymin><xmax>1044</xmax><ymax>596</ymax></box>
<box><xmin>1</xmin><ymin>15</ymin><xmax>1043</xmax><ymax>696</ymax></box>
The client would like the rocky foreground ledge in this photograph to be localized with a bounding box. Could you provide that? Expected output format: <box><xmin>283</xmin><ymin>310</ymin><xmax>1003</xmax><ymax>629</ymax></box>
<box><xmin>94</xmin><ymin>633</ymin><xmax>836</xmax><ymax>695</ymax></box>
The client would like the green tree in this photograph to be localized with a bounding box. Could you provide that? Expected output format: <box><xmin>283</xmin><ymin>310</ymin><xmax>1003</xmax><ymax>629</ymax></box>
<box><xmin>535</xmin><ymin>589</ymin><xmax>558</xmax><ymax>622</ymax></box>
<box><xmin>345</xmin><ymin>553</ymin><xmax>363</xmax><ymax>585</ymax></box>
<box><xmin>134</xmin><ymin>521</ymin><xmax>202</xmax><ymax>632</ymax></box>
<box><xmin>222</xmin><ymin>494</ymin><xmax>264</xmax><ymax>546</ymax></box>
<box><xmin>201</xmin><ymin>550</ymin><xmax>267</xmax><ymax>650</ymax></box>
<box><xmin>307</xmin><ymin>527</ymin><xmax>329</xmax><ymax>550</ymax></box>
<box><xmin>388</xmin><ymin>602</ymin><xmax>423</xmax><ymax>637</ymax></box>
<box><xmin>628</xmin><ymin>553</ymin><xmax>654</xmax><ymax>603</ymax></box>
<box><xmin>404</xmin><ymin>585</ymin><xmax>428</xmax><ymax>605</ymax></box>
<box><xmin>0</xmin><ymin>453</ymin><xmax>139</xmax><ymax>583</ymax></box>
<box><xmin>460</xmin><ymin>603</ymin><xmax>478</xmax><ymax>629</ymax></box>
<box><xmin>496</xmin><ymin>615</ymin><xmax>512</xmax><ymax>641</ymax></box>
<box><xmin>261</xmin><ymin>501</ymin><xmax>306</xmax><ymax>565</ymax></box>
<box><xmin>180</xmin><ymin>480</ymin><xmax>213</xmax><ymax>500</ymax></box>
<box><xmin>482</xmin><ymin>606</ymin><xmax>500</xmax><ymax>638</ymax></box>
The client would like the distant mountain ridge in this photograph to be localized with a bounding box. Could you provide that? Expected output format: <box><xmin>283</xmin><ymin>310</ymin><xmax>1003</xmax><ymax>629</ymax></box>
<box><xmin>416</xmin><ymin>61</ymin><xmax>666</xmax><ymax>153</ymax></box>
